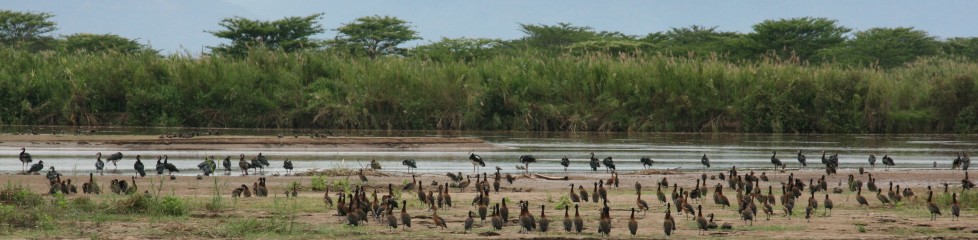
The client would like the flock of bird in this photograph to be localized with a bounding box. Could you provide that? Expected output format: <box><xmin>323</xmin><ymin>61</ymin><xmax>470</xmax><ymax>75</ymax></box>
<box><xmin>14</xmin><ymin>147</ymin><xmax>976</xmax><ymax>237</ymax></box>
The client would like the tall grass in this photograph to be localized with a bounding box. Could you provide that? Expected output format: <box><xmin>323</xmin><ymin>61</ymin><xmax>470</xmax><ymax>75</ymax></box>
<box><xmin>2</xmin><ymin>48</ymin><xmax>976</xmax><ymax>133</ymax></box>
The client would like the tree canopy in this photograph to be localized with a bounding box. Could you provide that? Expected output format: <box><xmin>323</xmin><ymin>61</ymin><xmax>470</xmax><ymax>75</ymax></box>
<box><xmin>58</xmin><ymin>33</ymin><xmax>154</xmax><ymax>54</ymax></box>
<box><xmin>208</xmin><ymin>13</ymin><xmax>324</xmax><ymax>56</ymax></box>
<box><xmin>748</xmin><ymin>17</ymin><xmax>850</xmax><ymax>63</ymax></box>
<box><xmin>332</xmin><ymin>15</ymin><xmax>420</xmax><ymax>58</ymax></box>
<box><xmin>0</xmin><ymin>10</ymin><xmax>57</xmax><ymax>50</ymax></box>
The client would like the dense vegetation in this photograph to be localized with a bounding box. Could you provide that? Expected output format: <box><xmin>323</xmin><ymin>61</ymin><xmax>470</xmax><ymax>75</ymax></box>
<box><xmin>1</xmin><ymin>10</ymin><xmax>977</xmax><ymax>133</ymax></box>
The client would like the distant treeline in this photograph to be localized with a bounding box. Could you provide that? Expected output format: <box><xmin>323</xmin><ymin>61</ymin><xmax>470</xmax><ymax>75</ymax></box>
<box><xmin>2</xmin><ymin>10</ymin><xmax>978</xmax><ymax>133</ymax></box>
<box><xmin>1</xmin><ymin>48</ymin><xmax>976</xmax><ymax>133</ymax></box>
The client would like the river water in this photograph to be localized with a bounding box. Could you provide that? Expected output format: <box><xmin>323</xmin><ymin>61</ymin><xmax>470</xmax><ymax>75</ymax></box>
<box><xmin>2</xmin><ymin>128</ymin><xmax>975</xmax><ymax>176</ymax></box>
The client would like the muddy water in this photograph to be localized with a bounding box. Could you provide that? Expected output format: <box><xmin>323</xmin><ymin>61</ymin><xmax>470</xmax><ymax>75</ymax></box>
<box><xmin>1</xmin><ymin>128</ymin><xmax>976</xmax><ymax>176</ymax></box>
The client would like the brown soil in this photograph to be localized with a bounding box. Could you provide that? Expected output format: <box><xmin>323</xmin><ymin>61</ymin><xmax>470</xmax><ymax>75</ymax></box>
<box><xmin>3</xmin><ymin>168</ymin><xmax>976</xmax><ymax>239</ymax></box>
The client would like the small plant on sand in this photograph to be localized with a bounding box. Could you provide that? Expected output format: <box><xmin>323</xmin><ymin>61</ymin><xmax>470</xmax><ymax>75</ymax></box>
<box><xmin>310</xmin><ymin>175</ymin><xmax>327</xmax><ymax>191</ymax></box>
<box><xmin>205</xmin><ymin>178</ymin><xmax>226</xmax><ymax>212</ymax></box>
<box><xmin>155</xmin><ymin>195</ymin><xmax>187</xmax><ymax>216</ymax></box>
<box><xmin>858</xmin><ymin>224</ymin><xmax>866</xmax><ymax>233</ymax></box>
<box><xmin>554</xmin><ymin>195</ymin><xmax>572</xmax><ymax>210</ymax></box>
<box><xmin>332</xmin><ymin>178</ymin><xmax>352</xmax><ymax>194</ymax></box>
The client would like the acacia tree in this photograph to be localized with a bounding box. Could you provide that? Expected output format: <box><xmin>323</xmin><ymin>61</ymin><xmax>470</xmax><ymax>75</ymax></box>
<box><xmin>59</xmin><ymin>33</ymin><xmax>155</xmax><ymax>54</ymax></box>
<box><xmin>844</xmin><ymin>27</ymin><xmax>939</xmax><ymax>68</ymax></box>
<box><xmin>0</xmin><ymin>10</ymin><xmax>57</xmax><ymax>50</ymax></box>
<box><xmin>208</xmin><ymin>13</ymin><xmax>324</xmax><ymax>56</ymax></box>
<box><xmin>748</xmin><ymin>17</ymin><xmax>850</xmax><ymax>63</ymax></box>
<box><xmin>333</xmin><ymin>15</ymin><xmax>420</xmax><ymax>58</ymax></box>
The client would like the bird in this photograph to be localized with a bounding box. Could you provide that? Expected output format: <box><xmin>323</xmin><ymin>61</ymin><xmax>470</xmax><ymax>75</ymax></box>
<box><xmin>198</xmin><ymin>157</ymin><xmax>214</xmax><ymax>176</ymax></box>
<box><xmin>464</xmin><ymin>211</ymin><xmax>474</xmax><ymax>233</ymax></box>
<box><xmin>628</xmin><ymin>208</ymin><xmax>638</xmax><ymax>236</ymax></box>
<box><xmin>222</xmin><ymin>156</ymin><xmax>232</xmax><ymax>175</ymax></box>
<box><xmin>951</xmin><ymin>192</ymin><xmax>960</xmax><ymax>221</ymax></box>
<box><xmin>824</xmin><ymin>194</ymin><xmax>834</xmax><ymax>216</ymax></box>
<box><xmin>573</xmin><ymin>204</ymin><xmax>584</xmax><ymax>233</ymax></box>
<box><xmin>519</xmin><ymin>155</ymin><xmax>536</xmax><ymax>174</ymax></box>
<box><xmin>771</xmin><ymin>151</ymin><xmax>783</xmax><ymax>169</ymax></box>
<box><xmin>358</xmin><ymin>169</ymin><xmax>368</xmax><ymax>183</ymax></box>
<box><xmin>163</xmin><ymin>155</ymin><xmax>179</xmax><ymax>175</ymax></box>
<box><xmin>256</xmin><ymin>152</ymin><xmax>271</xmax><ymax>168</ymax></box>
<box><xmin>855</xmin><ymin>187</ymin><xmax>869</xmax><ymax>206</ymax></box>
<box><xmin>598</xmin><ymin>205</ymin><xmax>611</xmax><ymax>235</ymax></box>
<box><xmin>401</xmin><ymin>159</ymin><xmax>417</xmax><ymax>173</ymax></box>
<box><xmin>155</xmin><ymin>156</ymin><xmax>165</xmax><ymax>175</ymax></box>
<box><xmin>238</xmin><ymin>154</ymin><xmax>251</xmax><ymax>176</ymax></box>
<box><xmin>106</xmin><ymin>152</ymin><xmax>124</xmax><ymax>170</ymax></box>
<box><xmin>701</xmin><ymin>154</ymin><xmax>711</xmax><ymax>169</ymax></box>
<box><xmin>560</xmin><ymin>156</ymin><xmax>570</xmax><ymax>172</ymax></box>
<box><xmin>881</xmin><ymin>155</ymin><xmax>895</xmax><ymax>171</ymax></box>
<box><xmin>589</xmin><ymin>152</ymin><xmax>600</xmax><ymax>172</ymax></box>
<box><xmin>640</xmin><ymin>156</ymin><xmax>655</xmax><ymax>169</ymax></box>
<box><xmin>663</xmin><ymin>203</ymin><xmax>676</xmax><ymax>236</ymax></box>
<box><xmin>696</xmin><ymin>205</ymin><xmax>708</xmax><ymax>235</ymax></box>
<box><xmin>283</xmin><ymin>159</ymin><xmax>294</xmax><ymax>175</ymax></box>
<box><xmin>387</xmin><ymin>207</ymin><xmax>399</xmax><ymax>231</ymax></box>
<box><xmin>868</xmin><ymin>154</ymin><xmax>877</xmax><ymax>169</ymax></box>
<box><xmin>876</xmin><ymin>189</ymin><xmax>891</xmax><ymax>205</ymax></box>
<box><xmin>602</xmin><ymin>156</ymin><xmax>616</xmax><ymax>172</ymax></box>
<box><xmin>491</xmin><ymin>204</ymin><xmax>503</xmax><ymax>231</ymax></box>
<box><xmin>926</xmin><ymin>190</ymin><xmax>941</xmax><ymax>220</ymax></box>
<box><xmin>538</xmin><ymin>205</ymin><xmax>550</xmax><ymax>233</ymax></box>
<box><xmin>250</xmin><ymin>158</ymin><xmax>264</xmax><ymax>175</ymax></box>
<box><xmin>18</xmin><ymin>147</ymin><xmax>32</xmax><ymax>172</ymax></box>
<box><xmin>637</xmin><ymin>188</ymin><xmax>650</xmax><ymax>215</ymax></box>
<box><xmin>965</xmin><ymin>172</ymin><xmax>976</xmax><ymax>189</ymax></box>
<box><xmin>370</xmin><ymin>159</ymin><xmax>382</xmax><ymax>170</ymax></box>
<box><xmin>323</xmin><ymin>188</ymin><xmax>334</xmax><ymax>207</ymax></box>
<box><xmin>46</xmin><ymin>166</ymin><xmax>60</xmax><ymax>182</ymax></box>
<box><xmin>563</xmin><ymin>207</ymin><xmax>573</xmax><ymax>232</ymax></box>
<box><xmin>469</xmin><ymin>153</ymin><xmax>486</xmax><ymax>174</ymax></box>
<box><xmin>569</xmin><ymin>184</ymin><xmax>580</xmax><ymax>202</ymax></box>
<box><xmin>27</xmin><ymin>160</ymin><xmax>44</xmax><ymax>174</ymax></box>
<box><xmin>400</xmin><ymin>200</ymin><xmax>411</xmax><ymax>229</ymax></box>
<box><xmin>95</xmin><ymin>152</ymin><xmax>105</xmax><ymax>175</ymax></box>
<box><xmin>133</xmin><ymin>155</ymin><xmax>146</xmax><ymax>177</ymax></box>
<box><xmin>797</xmin><ymin>150</ymin><xmax>807</xmax><ymax>167</ymax></box>
<box><xmin>707</xmin><ymin>213</ymin><xmax>718</xmax><ymax>230</ymax></box>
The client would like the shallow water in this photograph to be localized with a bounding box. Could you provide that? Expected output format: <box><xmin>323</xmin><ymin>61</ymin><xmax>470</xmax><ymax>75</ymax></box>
<box><xmin>2</xmin><ymin>128</ymin><xmax>976</xmax><ymax>176</ymax></box>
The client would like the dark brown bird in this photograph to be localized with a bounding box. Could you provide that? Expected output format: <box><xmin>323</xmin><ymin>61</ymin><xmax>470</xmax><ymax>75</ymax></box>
<box><xmin>926</xmin><ymin>190</ymin><xmax>941</xmax><ymax>220</ymax></box>
<box><xmin>628</xmin><ymin>208</ymin><xmax>638</xmax><ymax>236</ymax></box>
<box><xmin>574</xmin><ymin>204</ymin><xmax>584</xmax><ymax>233</ymax></box>
<box><xmin>696</xmin><ymin>205</ymin><xmax>708</xmax><ymax>235</ymax></box>
<box><xmin>663</xmin><ymin>203</ymin><xmax>676</xmax><ymax>236</ymax></box>
<box><xmin>951</xmin><ymin>192</ymin><xmax>960</xmax><ymax>221</ymax></box>
<box><xmin>464</xmin><ymin>211</ymin><xmax>474</xmax><ymax>233</ymax></box>
<box><xmin>400</xmin><ymin>200</ymin><xmax>411</xmax><ymax>229</ymax></box>
<box><xmin>501</xmin><ymin>198</ymin><xmax>510</xmax><ymax>222</ymax></box>
<box><xmin>637</xmin><ymin>188</ymin><xmax>650</xmax><ymax>215</ymax></box>
<box><xmin>856</xmin><ymin>187</ymin><xmax>869</xmax><ymax>206</ymax></box>
<box><xmin>579</xmin><ymin>184</ymin><xmax>590</xmax><ymax>203</ymax></box>
<box><xmin>598</xmin><ymin>205</ymin><xmax>611</xmax><ymax>235</ymax></box>
<box><xmin>432</xmin><ymin>209</ymin><xmax>447</xmax><ymax>229</ymax></box>
<box><xmin>358</xmin><ymin>169</ymin><xmax>368</xmax><ymax>183</ymax></box>
<box><xmin>563</xmin><ymin>206</ymin><xmax>573</xmax><ymax>232</ymax></box>
<box><xmin>538</xmin><ymin>205</ymin><xmax>550</xmax><ymax>233</ymax></box>
<box><xmin>491</xmin><ymin>204</ymin><xmax>503</xmax><ymax>231</ymax></box>
<box><xmin>824</xmin><ymin>194</ymin><xmax>834</xmax><ymax>216</ymax></box>
<box><xmin>386</xmin><ymin>207</ymin><xmax>398</xmax><ymax>230</ymax></box>
<box><xmin>569</xmin><ymin>183</ymin><xmax>580</xmax><ymax>202</ymax></box>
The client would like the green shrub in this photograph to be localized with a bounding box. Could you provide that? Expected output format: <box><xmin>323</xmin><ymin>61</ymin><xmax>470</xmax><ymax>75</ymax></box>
<box><xmin>310</xmin><ymin>175</ymin><xmax>327</xmax><ymax>191</ymax></box>
<box><xmin>155</xmin><ymin>196</ymin><xmax>186</xmax><ymax>216</ymax></box>
<box><xmin>0</xmin><ymin>205</ymin><xmax>49</xmax><ymax>230</ymax></box>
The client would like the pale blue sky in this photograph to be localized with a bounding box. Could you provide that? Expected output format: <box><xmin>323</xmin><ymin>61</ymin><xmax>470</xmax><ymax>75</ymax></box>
<box><xmin>7</xmin><ymin>0</ymin><xmax>978</xmax><ymax>54</ymax></box>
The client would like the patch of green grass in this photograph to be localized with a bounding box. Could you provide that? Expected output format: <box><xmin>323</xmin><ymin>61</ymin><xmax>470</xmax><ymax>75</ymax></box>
<box><xmin>310</xmin><ymin>175</ymin><xmax>327</xmax><ymax>191</ymax></box>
